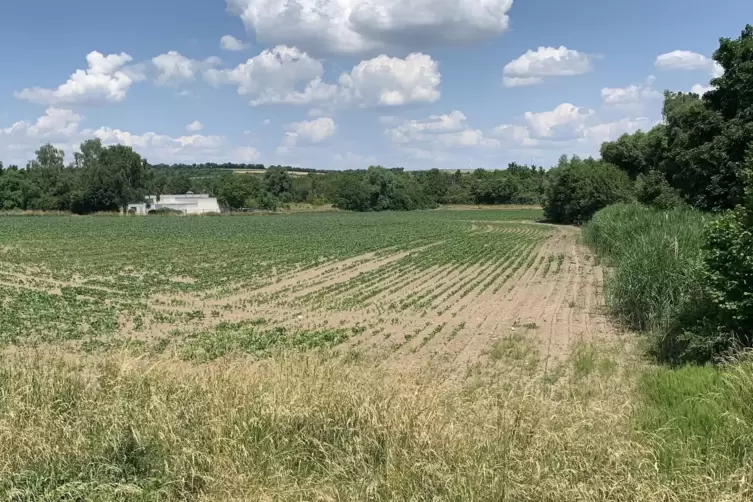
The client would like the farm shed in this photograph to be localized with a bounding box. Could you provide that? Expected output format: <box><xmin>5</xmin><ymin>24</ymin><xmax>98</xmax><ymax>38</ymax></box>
<box><xmin>127</xmin><ymin>194</ymin><xmax>220</xmax><ymax>215</ymax></box>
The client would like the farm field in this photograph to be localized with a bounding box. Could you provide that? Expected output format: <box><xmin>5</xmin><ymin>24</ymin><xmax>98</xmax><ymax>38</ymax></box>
<box><xmin>6</xmin><ymin>208</ymin><xmax>714</xmax><ymax>501</ymax></box>
<box><xmin>0</xmin><ymin>208</ymin><xmax>613</xmax><ymax>367</ymax></box>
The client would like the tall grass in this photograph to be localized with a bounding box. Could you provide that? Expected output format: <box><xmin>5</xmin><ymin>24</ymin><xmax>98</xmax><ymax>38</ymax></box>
<box><xmin>636</xmin><ymin>354</ymin><xmax>753</xmax><ymax>494</ymax></box>
<box><xmin>582</xmin><ymin>204</ymin><xmax>712</xmax><ymax>361</ymax></box>
<box><xmin>0</xmin><ymin>347</ymin><xmax>721</xmax><ymax>502</ymax></box>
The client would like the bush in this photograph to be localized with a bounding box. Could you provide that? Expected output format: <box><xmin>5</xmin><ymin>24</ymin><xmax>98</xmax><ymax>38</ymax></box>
<box><xmin>148</xmin><ymin>207</ymin><xmax>183</xmax><ymax>216</ymax></box>
<box><xmin>544</xmin><ymin>157</ymin><xmax>633</xmax><ymax>224</ymax></box>
<box><xmin>703</xmin><ymin>206</ymin><xmax>753</xmax><ymax>349</ymax></box>
<box><xmin>635</xmin><ymin>170</ymin><xmax>686</xmax><ymax>210</ymax></box>
<box><xmin>583</xmin><ymin>204</ymin><xmax>713</xmax><ymax>362</ymax></box>
<box><xmin>331</xmin><ymin>166</ymin><xmax>436</xmax><ymax>212</ymax></box>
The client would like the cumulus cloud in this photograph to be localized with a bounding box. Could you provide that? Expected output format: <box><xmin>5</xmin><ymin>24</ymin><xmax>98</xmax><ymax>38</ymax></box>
<box><xmin>0</xmin><ymin>108</ymin><xmax>264</xmax><ymax>166</ymax></box>
<box><xmin>152</xmin><ymin>52</ymin><xmax>222</xmax><ymax>86</ymax></box>
<box><xmin>503</xmin><ymin>46</ymin><xmax>593</xmax><ymax>87</ymax></box>
<box><xmin>490</xmin><ymin>124</ymin><xmax>537</xmax><ymax>147</ymax></box>
<box><xmin>226</xmin><ymin>0</ymin><xmax>513</xmax><ymax>55</ymax></box>
<box><xmin>281</xmin><ymin>117</ymin><xmax>337</xmax><ymax>148</ymax></box>
<box><xmin>656</xmin><ymin>50</ymin><xmax>724</xmax><ymax>99</ymax></box>
<box><xmin>490</xmin><ymin>104</ymin><xmax>657</xmax><ymax>153</ymax></box>
<box><xmin>1</xmin><ymin>108</ymin><xmax>82</xmax><ymax>139</ymax></box>
<box><xmin>601</xmin><ymin>79</ymin><xmax>661</xmax><ymax>106</ymax></box>
<box><xmin>204</xmin><ymin>45</ymin><xmax>326</xmax><ymax>104</ymax></box>
<box><xmin>581</xmin><ymin>117</ymin><xmax>656</xmax><ymax>144</ymax></box>
<box><xmin>655</xmin><ymin>50</ymin><xmax>723</xmax><ymax>77</ymax></box>
<box><xmin>232</xmin><ymin>146</ymin><xmax>261</xmax><ymax>162</ymax></box>
<box><xmin>524</xmin><ymin>103</ymin><xmax>594</xmax><ymax>138</ymax></box>
<box><xmin>690</xmin><ymin>83</ymin><xmax>713</xmax><ymax>96</ymax></box>
<box><xmin>220</xmin><ymin>35</ymin><xmax>248</xmax><ymax>51</ymax></box>
<box><xmin>207</xmin><ymin>47</ymin><xmax>440</xmax><ymax>108</ymax></box>
<box><xmin>15</xmin><ymin>52</ymin><xmax>146</xmax><ymax>106</ymax></box>
<box><xmin>386</xmin><ymin>110</ymin><xmax>499</xmax><ymax>149</ymax></box>
<box><xmin>338</xmin><ymin>53</ymin><xmax>440</xmax><ymax>106</ymax></box>
<box><xmin>186</xmin><ymin>120</ymin><xmax>203</xmax><ymax>132</ymax></box>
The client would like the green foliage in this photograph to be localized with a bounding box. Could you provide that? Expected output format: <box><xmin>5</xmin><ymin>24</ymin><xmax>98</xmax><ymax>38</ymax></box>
<box><xmin>544</xmin><ymin>156</ymin><xmax>634</xmax><ymax>224</ymax></box>
<box><xmin>214</xmin><ymin>174</ymin><xmax>261</xmax><ymax>209</ymax></box>
<box><xmin>583</xmin><ymin>204</ymin><xmax>713</xmax><ymax>362</ymax></box>
<box><xmin>263</xmin><ymin>166</ymin><xmax>293</xmax><ymax>200</ymax></box>
<box><xmin>330</xmin><ymin>166</ymin><xmax>436</xmax><ymax>212</ymax></box>
<box><xmin>703</xmin><ymin>174</ymin><xmax>753</xmax><ymax>349</ymax></box>
<box><xmin>600</xmin><ymin>25</ymin><xmax>753</xmax><ymax>212</ymax></box>
<box><xmin>635</xmin><ymin>170</ymin><xmax>686</xmax><ymax>210</ymax></box>
<box><xmin>636</xmin><ymin>358</ymin><xmax>753</xmax><ymax>479</ymax></box>
<box><xmin>147</xmin><ymin>207</ymin><xmax>183</xmax><ymax>216</ymax></box>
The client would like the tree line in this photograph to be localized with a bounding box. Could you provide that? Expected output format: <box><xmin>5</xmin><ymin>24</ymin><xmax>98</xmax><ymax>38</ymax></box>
<box><xmin>543</xmin><ymin>25</ymin><xmax>752</xmax><ymax>365</ymax></box>
<box><xmin>0</xmin><ymin>143</ymin><xmax>548</xmax><ymax>213</ymax></box>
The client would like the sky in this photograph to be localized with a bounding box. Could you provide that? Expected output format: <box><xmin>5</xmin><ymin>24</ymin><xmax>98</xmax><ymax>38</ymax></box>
<box><xmin>0</xmin><ymin>0</ymin><xmax>751</xmax><ymax>170</ymax></box>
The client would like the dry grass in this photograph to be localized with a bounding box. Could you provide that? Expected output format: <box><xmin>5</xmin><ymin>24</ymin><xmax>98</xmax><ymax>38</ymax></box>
<box><xmin>2</xmin><ymin>343</ymin><xmax>750</xmax><ymax>501</ymax></box>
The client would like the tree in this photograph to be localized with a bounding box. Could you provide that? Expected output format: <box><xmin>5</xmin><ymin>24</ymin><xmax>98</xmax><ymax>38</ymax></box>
<box><xmin>264</xmin><ymin>167</ymin><xmax>292</xmax><ymax>200</ymax></box>
<box><xmin>701</xmin><ymin>146</ymin><xmax>753</xmax><ymax>353</ymax></box>
<box><xmin>600</xmin><ymin>25</ymin><xmax>753</xmax><ymax>212</ymax></box>
<box><xmin>70</xmin><ymin>140</ymin><xmax>149</xmax><ymax>214</ymax></box>
<box><xmin>215</xmin><ymin>174</ymin><xmax>261</xmax><ymax>209</ymax></box>
<box><xmin>544</xmin><ymin>157</ymin><xmax>634</xmax><ymax>224</ymax></box>
<box><xmin>635</xmin><ymin>170</ymin><xmax>685</xmax><ymax>210</ymax></box>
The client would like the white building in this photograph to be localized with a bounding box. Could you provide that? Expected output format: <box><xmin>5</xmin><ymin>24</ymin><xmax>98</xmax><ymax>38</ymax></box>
<box><xmin>127</xmin><ymin>194</ymin><xmax>221</xmax><ymax>215</ymax></box>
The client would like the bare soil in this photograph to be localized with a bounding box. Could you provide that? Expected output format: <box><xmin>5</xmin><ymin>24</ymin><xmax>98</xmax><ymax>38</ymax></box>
<box><xmin>140</xmin><ymin>223</ymin><xmax>619</xmax><ymax>371</ymax></box>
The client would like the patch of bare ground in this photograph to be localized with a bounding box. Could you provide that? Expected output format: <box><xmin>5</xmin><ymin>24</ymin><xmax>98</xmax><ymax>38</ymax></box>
<box><xmin>133</xmin><ymin>223</ymin><xmax>620</xmax><ymax>378</ymax></box>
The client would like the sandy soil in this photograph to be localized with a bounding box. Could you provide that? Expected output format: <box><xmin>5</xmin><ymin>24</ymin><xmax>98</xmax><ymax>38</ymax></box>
<box><xmin>138</xmin><ymin>223</ymin><xmax>619</xmax><ymax>371</ymax></box>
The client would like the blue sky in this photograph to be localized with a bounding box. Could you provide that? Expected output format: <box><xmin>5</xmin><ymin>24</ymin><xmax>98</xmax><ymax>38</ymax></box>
<box><xmin>0</xmin><ymin>0</ymin><xmax>751</xmax><ymax>170</ymax></box>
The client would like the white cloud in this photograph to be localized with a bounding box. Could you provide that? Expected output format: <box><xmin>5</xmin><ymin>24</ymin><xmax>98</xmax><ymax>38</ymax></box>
<box><xmin>524</xmin><ymin>103</ymin><xmax>594</xmax><ymax>138</ymax></box>
<box><xmin>207</xmin><ymin>48</ymin><xmax>440</xmax><ymax>108</ymax></box>
<box><xmin>386</xmin><ymin>110</ymin><xmax>499</xmax><ymax>149</ymax></box>
<box><xmin>94</xmin><ymin>127</ymin><xmax>223</xmax><ymax>150</ymax></box>
<box><xmin>503</xmin><ymin>46</ymin><xmax>592</xmax><ymax>87</ymax></box>
<box><xmin>186</xmin><ymin>120</ymin><xmax>203</xmax><ymax>132</ymax></box>
<box><xmin>691</xmin><ymin>83</ymin><xmax>713</xmax><ymax>96</ymax></box>
<box><xmin>338</xmin><ymin>53</ymin><xmax>440</xmax><ymax>106</ymax></box>
<box><xmin>220</xmin><ymin>35</ymin><xmax>248</xmax><ymax>51</ymax></box>
<box><xmin>226</xmin><ymin>0</ymin><xmax>513</xmax><ymax>55</ymax></box>
<box><xmin>581</xmin><ymin>117</ymin><xmax>656</xmax><ymax>144</ymax></box>
<box><xmin>281</xmin><ymin>117</ymin><xmax>337</xmax><ymax>148</ymax></box>
<box><xmin>204</xmin><ymin>45</ymin><xmax>326</xmax><ymax>105</ymax></box>
<box><xmin>655</xmin><ymin>50</ymin><xmax>723</xmax><ymax>78</ymax></box>
<box><xmin>232</xmin><ymin>146</ymin><xmax>261</xmax><ymax>162</ymax></box>
<box><xmin>152</xmin><ymin>51</ymin><xmax>221</xmax><ymax>86</ymax></box>
<box><xmin>15</xmin><ymin>52</ymin><xmax>145</xmax><ymax>105</ymax></box>
<box><xmin>601</xmin><ymin>81</ymin><xmax>661</xmax><ymax>106</ymax></box>
<box><xmin>92</xmin><ymin>127</ymin><xmax>257</xmax><ymax>164</ymax></box>
<box><xmin>1</xmin><ymin>108</ymin><xmax>82</xmax><ymax>139</ymax></box>
<box><xmin>490</xmin><ymin>124</ymin><xmax>537</xmax><ymax>147</ymax></box>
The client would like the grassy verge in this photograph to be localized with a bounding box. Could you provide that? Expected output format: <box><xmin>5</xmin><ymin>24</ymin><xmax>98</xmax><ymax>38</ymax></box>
<box><xmin>582</xmin><ymin>203</ymin><xmax>712</xmax><ymax>361</ymax></box>
<box><xmin>635</xmin><ymin>356</ymin><xmax>753</xmax><ymax>496</ymax></box>
<box><xmin>0</xmin><ymin>346</ymin><xmax>664</xmax><ymax>501</ymax></box>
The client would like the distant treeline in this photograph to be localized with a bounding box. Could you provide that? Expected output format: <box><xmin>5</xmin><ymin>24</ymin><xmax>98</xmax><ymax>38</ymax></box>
<box><xmin>0</xmin><ymin>143</ymin><xmax>547</xmax><ymax>213</ymax></box>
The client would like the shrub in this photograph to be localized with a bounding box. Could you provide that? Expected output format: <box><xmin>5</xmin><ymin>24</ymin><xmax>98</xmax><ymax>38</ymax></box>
<box><xmin>703</xmin><ymin>207</ymin><xmax>753</xmax><ymax>349</ymax></box>
<box><xmin>331</xmin><ymin>166</ymin><xmax>436</xmax><ymax>212</ymax></box>
<box><xmin>635</xmin><ymin>170</ymin><xmax>686</xmax><ymax>210</ymax></box>
<box><xmin>544</xmin><ymin>157</ymin><xmax>633</xmax><ymax>224</ymax></box>
<box><xmin>148</xmin><ymin>207</ymin><xmax>183</xmax><ymax>216</ymax></box>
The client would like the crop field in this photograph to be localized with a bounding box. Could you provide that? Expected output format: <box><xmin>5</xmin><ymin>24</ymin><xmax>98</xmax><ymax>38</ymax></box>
<box><xmin>5</xmin><ymin>208</ymin><xmax>747</xmax><ymax>501</ymax></box>
<box><xmin>0</xmin><ymin>208</ymin><xmax>614</xmax><ymax>367</ymax></box>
